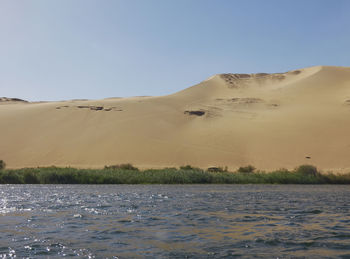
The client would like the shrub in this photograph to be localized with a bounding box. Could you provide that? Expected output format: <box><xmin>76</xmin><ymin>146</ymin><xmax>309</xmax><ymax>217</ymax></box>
<box><xmin>207</xmin><ymin>166</ymin><xmax>225</xmax><ymax>172</ymax></box>
<box><xmin>180</xmin><ymin>165</ymin><xmax>195</xmax><ymax>170</ymax></box>
<box><xmin>0</xmin><ymin>171</ymin><xmax>22</xmax><ymax>184</ymax></box>
<box><xmin>23</xmin><ymin>172</ymin><xmax>40</xmax><ymax>184</ymax></box>
<box><xmin>0</xmin><ymin>160</ymin><xmax>5</xmax><ymax>170</ymax></box>
<box><xmin>104</xmin><ymin>163</ymin><xmax>139</xmax><ymax>171</ymax></box>
<box><xmin>295</xmin><ymin>164</ymin><xmax>319</xmax><ymax>176</ymax></box>
<box><xmin>238</xmin><ymin>165</ymin><xmax>255</xmax><ymax>174</ymax></box>
<box><xmin>163</xmin><ymin>167</ymin><xmax>178</xmax><ymax>170</ymax></box>
<box><xmin>180</xmin><ymin>165</ymin><xmax>202</xmax><ymax>171</ymax></box>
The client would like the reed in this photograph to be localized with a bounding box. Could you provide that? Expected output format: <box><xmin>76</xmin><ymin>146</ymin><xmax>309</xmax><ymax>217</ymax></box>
<box><xmin>0</xmin><ymin>165</ymin><xmax>349</xmax><ymax>184</ymax></box>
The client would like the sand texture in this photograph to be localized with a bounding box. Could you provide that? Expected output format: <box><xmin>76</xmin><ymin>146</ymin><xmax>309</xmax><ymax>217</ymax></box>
<box><xmin>1</xmin><ymin>66</ymin><xmax>350</xmax><ymax>172</ymax></box>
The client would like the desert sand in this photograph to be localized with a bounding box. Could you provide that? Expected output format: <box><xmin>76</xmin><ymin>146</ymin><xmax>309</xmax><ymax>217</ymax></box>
<box><xmin>1</xmin><ymin>66</ymin><xmax>350</xmax><ymax>172</ymax></box>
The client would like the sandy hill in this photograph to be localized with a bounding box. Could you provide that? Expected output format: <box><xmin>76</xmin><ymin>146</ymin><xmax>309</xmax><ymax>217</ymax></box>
<box><xmin>1</xmin><ymin>65</ymin><xmax>350</xmax><ymax>172</ymax></box>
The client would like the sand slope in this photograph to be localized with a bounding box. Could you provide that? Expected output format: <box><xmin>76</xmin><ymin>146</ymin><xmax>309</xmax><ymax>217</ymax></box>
<box><xmin>1</xmin><ymin>66</ymin><xmax>350</xmax><ymax>172</ymax></box>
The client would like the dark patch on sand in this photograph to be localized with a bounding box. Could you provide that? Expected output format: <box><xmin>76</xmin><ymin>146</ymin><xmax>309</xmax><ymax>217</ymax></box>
<box><xmin>220</xmin><ymin>73</ymin><xmax>288</xmax><ymax>88</ymax></box>
<box><xmin>184</xmin><ymin>110</ymin><xmax>206</xmax><ymax>116</ymax></box>
<box><xmin>288</xmin><ymin>70</ymin><xmax>302</xmax><ymax>75</ymax></box>
<box><xmin>56</xmin><ymin>105</ymin><xmax>123</xmax><ymax>112</ymax></box>
<box><xmin>217</xmin><ymin>98</ymin><xmax>264</xmax><ymax>104</ymax></box>
<box><xmin>56</xmin><ymin>105</ymin><xmax>69</xmax><ymax>109</ymax></box>
<box><xmin>0</xmin><ymin>97</ymin><xmax>28</xmax><ymax>103</ymax></box>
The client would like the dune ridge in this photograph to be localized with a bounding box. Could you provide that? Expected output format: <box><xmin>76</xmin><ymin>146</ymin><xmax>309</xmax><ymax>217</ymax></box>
<box><xmin>1</xmin><ymin>66</ymin><xmax>350</xmax><ymax>172</ymax></box>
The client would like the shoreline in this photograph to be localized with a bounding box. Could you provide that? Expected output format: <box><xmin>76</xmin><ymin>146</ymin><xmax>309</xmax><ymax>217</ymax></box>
<box><xmin>1</xmin><ymin>165</ymin><xmax>350</xmax><ymax>184</ymax></box>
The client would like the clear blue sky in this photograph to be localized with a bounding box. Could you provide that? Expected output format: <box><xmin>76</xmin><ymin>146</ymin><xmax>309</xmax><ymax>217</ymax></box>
<box><xmin>1</xmin><ymin>0</ymin><xmax>349</xmax><ymax>101</ymax></box>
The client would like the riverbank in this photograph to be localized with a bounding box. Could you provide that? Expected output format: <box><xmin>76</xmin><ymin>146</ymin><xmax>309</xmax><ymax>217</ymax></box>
<box><xmin>1</xmin><ymin>165</ymin><xmax>350</xmax><ymax>184</ymax></box>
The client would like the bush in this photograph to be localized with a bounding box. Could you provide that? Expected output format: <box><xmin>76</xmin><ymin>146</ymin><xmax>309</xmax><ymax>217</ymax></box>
<box><xmin>23</xmin><ymin>172</ymin><xmax>40</xmax><ymax>184</ymax></box>
<box><xmin>295</xmin><ymin>164</ymin><xmax>319</xmax><ymax>176</ymax></box>
<box><xmin>180</xmin><ymin>165</ymin><xmax>195</xmax><ymax>170</ymax></box>
<box><xmin>180</xmin><ymin>165</ymin><xmax>202</xmax><ymax>171</ymax></box>
<box><xmin>0</xmin><ymin>171</ymin><xmax>22</xmax><ymax>184</ymax></box>
<box><xmin>207</xmin><ymin>166</ymin><xmax>226</xmax><ymax>172</ymax></box>
<box><xmin>0</xmin><ymin>160</ymin><xmax>5</xmax><ymax>170</ymax></box>
<box><xmin>238</xmin><ymin>165</ymin><xmax>255</xmax><ymax>173</ymax></box>
<box><xmin>104</xmin><ymin>163</ymin><xmax>139</xmax><ymax>171</ymax></box>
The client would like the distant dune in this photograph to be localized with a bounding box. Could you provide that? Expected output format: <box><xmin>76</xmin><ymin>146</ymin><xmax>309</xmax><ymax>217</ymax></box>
<box><xmin>1</xmin><ymin>66</ymin><xmax>350</xmax><ymax>172</ymax></box>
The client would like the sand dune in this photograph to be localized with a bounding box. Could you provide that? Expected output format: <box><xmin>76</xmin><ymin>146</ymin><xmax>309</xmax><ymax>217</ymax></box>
<box><xmin>1</xmin><ymin>65</ymin><xmax>350</xmax><ymax>172</ymax></box>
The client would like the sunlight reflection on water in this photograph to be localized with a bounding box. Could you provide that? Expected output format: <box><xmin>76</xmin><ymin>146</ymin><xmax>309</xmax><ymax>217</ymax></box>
<box><xmin>0</xmin><ymin>185</ymin><xmax>349</xmax><ymax>258</ymax></box>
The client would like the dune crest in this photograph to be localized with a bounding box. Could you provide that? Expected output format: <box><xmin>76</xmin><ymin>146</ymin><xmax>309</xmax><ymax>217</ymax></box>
<box><xmin>1</xmin><ymin>66</ymin><xmax>350</xmax><ymax>172</ymax></box>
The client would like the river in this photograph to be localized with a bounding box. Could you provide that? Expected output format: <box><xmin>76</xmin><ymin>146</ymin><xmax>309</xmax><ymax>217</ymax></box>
<box><xmin>0</xmin><ymin>185</ymin><xmax>349</xmax><ymax>258</ymax></box>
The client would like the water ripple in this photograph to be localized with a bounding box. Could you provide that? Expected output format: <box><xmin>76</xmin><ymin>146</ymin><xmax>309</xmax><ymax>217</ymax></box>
<box><xmin>0</xmin><ymin>185</ymin><xmax>349</xmax><ymax>258</ymax></box>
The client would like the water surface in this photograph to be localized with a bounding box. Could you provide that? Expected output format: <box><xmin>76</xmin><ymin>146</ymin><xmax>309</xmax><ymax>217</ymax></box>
<box><xmin>0</xmin><ymin>185</ymin><xmax>350</xmax><ymax>258</ymax></box>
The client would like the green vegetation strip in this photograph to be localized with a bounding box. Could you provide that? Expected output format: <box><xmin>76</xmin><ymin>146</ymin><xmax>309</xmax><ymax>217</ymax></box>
<box><xmin>0</xmin><ymin>164</ymin><xmax>350</xmax><ymax>184</ymax></box>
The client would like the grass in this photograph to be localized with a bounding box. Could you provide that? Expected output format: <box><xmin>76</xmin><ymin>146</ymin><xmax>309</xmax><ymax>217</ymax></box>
<box><xmin>104</xmin><ymin>163</ymin><xmax>139</xmax><ymax>171</ymax></box>
<box><xmin>0</xmin><ymin>164</ymin><xmax>350</xmax><ymax>184</ymax></box>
